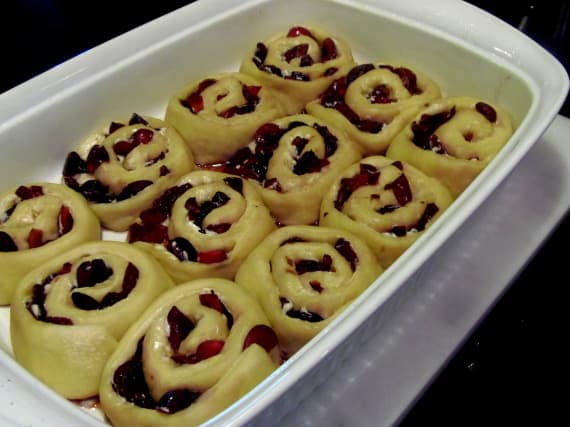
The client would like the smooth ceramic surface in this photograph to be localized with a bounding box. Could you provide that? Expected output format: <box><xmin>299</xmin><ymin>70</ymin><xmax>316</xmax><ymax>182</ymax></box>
<box><xmin>0</xmin><ymin>0</ymin><xmax>568</xmax><ymax>426</ymax></box>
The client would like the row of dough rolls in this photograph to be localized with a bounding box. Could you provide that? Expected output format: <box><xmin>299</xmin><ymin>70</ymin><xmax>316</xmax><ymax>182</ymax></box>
<box><xmin>0</xmin><ymin>23</ymin><xmax>516</xmax><ymax>427</ymax></box>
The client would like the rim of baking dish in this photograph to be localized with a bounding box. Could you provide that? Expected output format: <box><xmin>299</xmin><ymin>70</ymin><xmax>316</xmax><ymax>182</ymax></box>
<box><xmin>0</xmin><ymin>0</ymin><xmax>567</xmax><ymax>426</ymax></box>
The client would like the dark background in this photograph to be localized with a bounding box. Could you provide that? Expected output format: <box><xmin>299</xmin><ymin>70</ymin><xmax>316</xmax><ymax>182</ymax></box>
<box><xmin>1</xmin><ymin>1</ymin><xmax>568</xmax><ymax>425</ymax></box>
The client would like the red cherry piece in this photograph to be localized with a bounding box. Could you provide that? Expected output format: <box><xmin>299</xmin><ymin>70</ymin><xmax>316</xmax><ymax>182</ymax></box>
<box><xmin>128</xmin><ymin>222</ymin><xmax>168</xmax><ymax>244</ymax></box>
<box><xmin>321</xmin><ymin>38</ymin><xmax>338</xmax><ymax>61</ymax></box>
<box><xmin>243</xmin><ymin>324</ymin><xmax>278</xmax><ymax>352</ymax></box>
<box><xmin>244</xmin><ymin>85</ymin><xmax>261</xmax><ymax>97</ymax></box>
<box><xmin>475</xmin><ymin>102</ymin><xmax>497</xmax><ymax>123</ymax></box>
<box><xmin>186</xmin><ymin>93</ymin><xmax>204</xmax><ymax>114</ymax></box>
<box><xmin>310</xmin><ymin>280</ymin><xmax>324</xmax><ymax>293</ymax></box>
<box><xmin>57</xmin><ymin>205</ymin><xmax>74</xmax><ymax>235</ymax></box>
<box><xmin>199</xmin><ymin>292</ymin><xmax>224</xmax><ymax>313</ymax></box>
<box><xmin>384</xmin><ymin>173</ymin><xmax>412</xmax><ymax>207</ymax></box>
<box><xmin>195</xmin><ymin>340</ymin><xmax>225</xmax><ymax>360</ymax></box>
<box><xmin>15</xmin><ymin>185</ymin><xmax>44</xmax><ymax>200</ymax></box>
<box><xmin>132</xmin><ymin>128</ymin><xmax>154</xmax><ymax>145</ymax></box>
<box><xmin>27</xmin><ymin>228</ymin><xmax>44</xmax><ymax>248</ymax></box>
<box><xmin>197</xmin><ymin>249</ymin><xmax>227</xmax><ymax>264</ymax></box>
<box><xmin>287</xmin><ymin>26</ymin><xmax>313</xmax><ymax>38</ymax></box>
<box><xmin>108</xmin><ymin>121</ymin><xmax>125</xmax><ymax>134</ymax></box>
<box><xmin>86</xmin><ymin>145</ymin><xmax>110</xmax><ymax>174</ymax></box>
<box><xmin>113</xmin><ymin>140</ymin><xmax>135</xmax><ymax>156</ymax></box>
<box><xmin>140</xmin><ymin>207</ymin><xmax>167</xmax><ymax>225</ymax></box>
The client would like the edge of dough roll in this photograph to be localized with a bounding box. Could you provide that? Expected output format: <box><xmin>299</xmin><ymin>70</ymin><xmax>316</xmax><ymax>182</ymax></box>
<box><xmin>240</xmin><ymin>24</ymin><xmax>356</xmax><ymax>114</ymax></box>
<box><xmin>165</xmin><ymin>72</ymin><xmax>287</xmax><ymax>165</ymax></box>
<box><xmin>127</xmin><ymin>170</ymin><xmax>277</xmax><ymax>283</ymax></box>
<box><xmin>306</xmin><ymin>62</ymin><xmax>442</xmax><ymax>155</ymax></box>
<box><xmin>61</xmin><ymin>113</ymin><xmax>195</xmax><ymax>231</ymax></box>
<box><xmin>10</xmin><ymin>241</ymin><xmax>175</xmax><ymax>399</ymax></box>
<box><xmin>0</xmin><ymin>182</ymin><xmax>101</xmax><ymax>305</ymax></box>
<box><xmin>235</xmin><ymin>225</ymin><xmax>383</xmax><ymax>356</ymax></box>
<box><xmin>99</xmin><ymin>278</ymin><xmax>281</xmax><ymax>427</ymax></box>
<box><xmin>320</xmin><ymin>155</ymin><xmax>453</xmax><ymax>268</ymax></box>
<box><xmin>204</xmin><ymin>113</ymin><xmax>362</xmax><ymax>225</ymax></box>
<box><xmin>386</xmin><ymin>96</ymin><xmax>514</xmax><ymax>197</ymax></box>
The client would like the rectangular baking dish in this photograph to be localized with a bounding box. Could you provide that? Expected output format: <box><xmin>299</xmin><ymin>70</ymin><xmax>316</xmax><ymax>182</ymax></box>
<box><xmin>0</xmin><ymin>0</ymin><xmax>567</xmax><ymax>426</ymax></box>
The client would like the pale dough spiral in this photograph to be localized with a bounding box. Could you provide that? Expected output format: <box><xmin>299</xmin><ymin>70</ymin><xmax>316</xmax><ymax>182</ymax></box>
<box><xmin>10</xmin><ymin>241</ymin><xmax>174</xmax><ymax>399</ymax></box>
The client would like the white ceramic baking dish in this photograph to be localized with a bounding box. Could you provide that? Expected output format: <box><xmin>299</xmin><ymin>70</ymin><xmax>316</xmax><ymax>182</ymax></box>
<box><xmin>0</xmin><ymin>0</ymin><xmax>567</xmax><ymax>426</ymax></box>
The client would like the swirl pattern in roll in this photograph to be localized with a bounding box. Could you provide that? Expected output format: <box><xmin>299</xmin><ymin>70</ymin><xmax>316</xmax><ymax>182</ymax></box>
<box><xmin>386</xmin><ymin>97</ymin><xmax>514</xmax><ymax>197</ymax></box>
<box><xmin>165</xmin><ymin>72</ymin><xmax>286</xmax><ymax>165</ymax></box>
<box><xmin>235</xmin><ymin>225</ymin><xmax>383</xmax><ymax>356</ymax></box>
<box><xmin>0</xmin><ymin>182</ymin><xmax>101</xmax><ymax>305</ymax></box>
<box><xmin>240</xmin><ymin>25</ymin><xmax>356</xmax><ymax>114</ymax></box>
<box><xmin>127</xmin><ymin>170</ymin><xmax>276</xmax><ymax>283</ymax></box>
<box><xmin>99</xmin><ymin>278</ymin><xmax>281</xmax><ymax>427</ymax></box>
<box><xmin>10</xmin><ymin>241</ymin><xmax>174</xmax><ymax>399</ymax></box>
<box><xmin>320</xmin><ymin>156</ymin><xmax>453</xmax><ymax>268</ymax></box>
<box><xmin>306</xmin><ymin>62</ymin><xmax>442</xmax><ymax>155</ymax></box>
<box><xmin>206</xmin><ymin>114</ymin><xmax>361</xmax><ymax>225</ymax></box>
<box><xmin>62</xmin><ymin>113</ymin><xmax>195</xmax><ymax>231</ymax></box>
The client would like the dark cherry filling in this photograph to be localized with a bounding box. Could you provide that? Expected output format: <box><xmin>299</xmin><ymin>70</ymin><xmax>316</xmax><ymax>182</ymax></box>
<box><xmin>26</xmin><ymin>262</ymin><xmax>73</xmax><ymax>325</ymax></box>
<box><xmin>113</xmin><ymin>306</ymin><xmax>277</xmax><ymax>411</ymax></box>
<box><xmin>283</xmin><ymin>44</ymin><xmax>310</xmax><ymax>64</ymax></box>
<box><xmin>185</xmin><ymin>191</ymin><xmax>230</xmax><ymax>233</ymax></box>
<box><xmin>252</xmin><ymin>26</ymin><xmax>339</xmax><ymax>80</ymax></box>
<box><xmin>280</xmin><ymin>236</ymin><xmax>307</xmax><ymax>246</ymax></box>
<box><xmin>223</xmin><ymin>177</ymin><xmax>243</xmax><ymax>194</ymax></box>
<box><xmin>167</xmin><ymin>293</ymin><xmax>232</xmax><ymax>364</ymax></box>
<box><xmin>280</xmin><ymin>297</ymin><xmax>324</xmax><ymax>322</ymax></box>
<box><xmin>181</xmin><ymin>78</ymin><xmax>217</xmax><ymax>114</ymax></box>
<box><xmin>335</xmin><ymin>164</ymin><xmax>380</xmax><ymax>210</ymax></box>
<box><xmin>63</xmin><ymin>116</ymin><xmax>168</xmax><ymax>204</ymax></box>
<box><xmin>112</xmin><ymin>338</ymin><xmax>201</xmax><ymax>413</ymax></box>
<box><xmin>112</xmin><ymin>128</ymin><xmax>155</xmax><ymax>157</ymax></box>
<box><xmin>15</xmin><ymin>185</ymin><xmax>44</xmax><ymax>200</ymax></box>
<box><xmin>475</xmin><ymin>102</ymin><xmax>497</xmax><ymax>123</ymax></box>
<box><xmin>85</xmin><ymin>145</ymin><xmax>110</xmax><ymax>174</ymax></box>
<box><xmin>378</xmin><ymin>65</ymin><xmax>422</xmax><ymax>95</ymax></box>
<box><xmin>384</xmin><ymin>173</ymin><xmax>413</xmax><ymax>207</ymax></box>
<box><xmin>71</xmin><ymin>262</ymin><xmax>139</xmax><ymax>310</ymax></box>
<box><xmin>207</xmin><ymin>121</ymin><xmax>338</xmax><ymax>189</ymax></box>
<box><xmin>411</xmin><ymin>107</ymin><xmax>456</xmax><ymax>153</ymax></box>
<box><xmin>167</xmin><ymin>238</ymin><xmax>198</xmax><ymax>262</ymax></box>
<box><xmin>218</xmin><ymin>85</ymin><xmax>262</xmax><ymax>118</ymax></box>
<box><xmin>389</xmin><ymin>202</ymin><xmax>439</xmax><ymax>237</ymax></box>
<box><xmin>310</xmin><ymin>281</ymin><xmax>324</xmax><ymax>293</ymax></box>
<box><xmin>0</xmin><ymin>231</ymin><xmax>17</xmax><ymax>252</ymax></box>
<box><xmin>334</xmin><ymin>238</ymin><xmax>358</xmax><ymax>271</ymax></box>
<box><xmin>128</xmin><ymin>184</ymin><xmax>228</xmax><ymax>265</ymax></box>
<box><xmin>181</xmin><ymin>79</ymin><xmax>261</xmax><ymax>118</ymax></box>
<box><xmin>294</xmin><ymin>254</ymin><xmax>333</xmax><ymax>274</ymax></box>
<box><xmin>320</xmin><ymin>63</ymin><xmax>422</xmax><ymax>134</ymax></box>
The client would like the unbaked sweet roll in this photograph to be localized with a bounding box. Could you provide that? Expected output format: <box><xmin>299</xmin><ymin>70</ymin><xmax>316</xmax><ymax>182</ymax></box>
<box><xmin>240</xmin><ymin>25</ymin><xmax>356</xmax><ymax>114</ymax></box>
<box><xmin>128</xmin><ymin>170</ymin><xmax>276</xmax><ymax>283</ymax></box>
<box><xmin>206</xmin><ymin>114</ymin><xmax>361</xmax><ymax>225</ymax></box>
<box><xmin>165</xmin><ymin>72</ymin><xmax>286</xmax><ymax>165</ymax></box>
<box><xmin>306</xmin><ymin>62</ymin><xmax>441</xmax><ymax>155</ymax></box>
<box><xmin>62</xmin><ymin>113</ymin><xmax>195</xmax><ymax>231</ymax></box>
<box><xmin>0</xmin><ymin>182</ymin><xmax>100</xmax><ymax>305</ymax></box>
<box><xmin>99</xmin><ymin>278</ymin><xmax>281</xmax><ymax>427</ymax></box>
<box><xmin>386</xmin><ymin>97</ymin><xmax>514</xmax><ymax>197</ymax></box>
<box><xmin>235</xmin><ymin>225</ymin><xmax>382</xmax><ymax>357</ymax></box>
<box><xmin>10</xmin><ymin>241</ymin><xmax>174</xmax><ymax>399</ymax></box>
<box><xmin>320</xmin><ymin>156</ymin><xmax>453</xmax><ymax>268</ymax></box>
